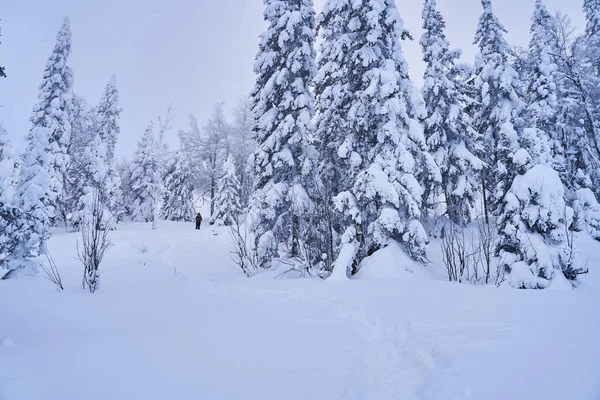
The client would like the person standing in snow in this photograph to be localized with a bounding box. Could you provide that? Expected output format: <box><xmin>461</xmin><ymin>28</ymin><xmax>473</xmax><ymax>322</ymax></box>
<box><xmin>195</xmin><ymin>213</ymin><xmax>202</xmax><ymax>230</ymax></box>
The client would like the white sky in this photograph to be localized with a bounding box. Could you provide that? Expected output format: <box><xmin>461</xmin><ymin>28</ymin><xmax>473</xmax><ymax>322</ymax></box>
<box><xmin>0</xmin><ymin>0</ymin><xmax>585</xmax><ymax>159</ymax></box>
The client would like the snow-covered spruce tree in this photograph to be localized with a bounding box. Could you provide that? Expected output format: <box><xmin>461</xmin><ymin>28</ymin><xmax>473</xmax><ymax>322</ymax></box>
<box><xmin>314</xmin><ymin>0</ymin><xmax>355</xmax><ymax>266</ymax></box>
<box><xmin>0</xmin><ymin>200</ymin><xmax>35</xmax><ymax>279</ymax></box>
<box><xmin>116</xmin><ymin>158</ymin><xmax>135</xmax><ymax>219</ymax></box>
<box><xmin>472</xmin><ymin>0</ymin><xmax>527</xmax><ymax>217</ymax></box>
<box><xmin>13</xmin><ymin>17</ymin><xmax>73</xmax><ymax>258</ymax></box>
<box><xmin>64</xmin><ymin>95</ymin><xmax>92</xmax><ymax>224</ymax></box>
<box><xmin>211</xmin><ymin>155</ymin><xmax>242</xmax><ymax>226</ymax></box>
<box><xmin>420</xmin><ymin>0</ymin><xmax>483</xmax><ymax>226</ymax></box>
<box><xmin>524</xmin><ymin>0</ymin><xmax>560</xmax><ymax>168</ymax></box>
<box><xmin>161</xmin><ymin>150</ymin><xmax>196</xmax><ymax>222</ymax></box>
<box><xmin>249</xmin><ymin>0</ymin><xmax>322</xmax><ymax>270</ymax></box>
<box><xmin>94</xmin><ymin>76</ymin><xmax>123</xmax><ymax>220</ymax></box>
<box><xmin>70</xmin><ymin>116</ymin><xmax>115</xmax><ymax>230</ymax></box>
<box><xmin>96</xmin><ymin>76</ymin><xmax>120</xmax><ymax>163</ymax></box>
<box><xmin>316</xmin><ymin>0</ymin><xmax>430</xmax><ymax>276</ymax></box>
<box><xmin>129</xmin><ymin>123</ymin><xmax>161</xmax><ymax>223</ymax></box>
<box><xmin>0</xmin><ymin>128</ymin><xmax>32</xmax><ymax>278</ymax></box>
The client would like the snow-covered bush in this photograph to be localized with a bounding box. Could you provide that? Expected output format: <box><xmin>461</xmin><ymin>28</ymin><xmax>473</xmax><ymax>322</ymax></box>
<box><xmin>497</xmin><ymin>164</ymin><xmax>581</xmax><ymax>288</ymax></box>
<box><xmin>0</xmin><ymin>201</ymin><xmax>34</xmax><ymax>279</ymax></box>
<box><xmin>572</xmin><ymin>188</ymin><xmax>600</xmax><ymax>240</ymax></box>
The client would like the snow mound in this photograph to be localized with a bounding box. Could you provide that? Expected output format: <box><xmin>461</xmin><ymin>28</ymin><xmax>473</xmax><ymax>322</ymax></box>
<box><xmin>328</xmin><ymin>242</ymin><xmax>356</xmax><ymax>281</ymax></box>
<box><xmin>354</xmin><ymin>241</ymin><xmax>431</xmax><ymax>281</ymax></box>
<box><xmin>547</xmin><ymin>272</ymin><xmax>574</xmax><ymax>291</ymax></box>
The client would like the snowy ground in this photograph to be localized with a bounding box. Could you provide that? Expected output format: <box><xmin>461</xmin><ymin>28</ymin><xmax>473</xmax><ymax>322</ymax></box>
<box><xmin>1</xmin><ymin>221</ymin><xmax>599</xmax><ymax>400</ymax></box>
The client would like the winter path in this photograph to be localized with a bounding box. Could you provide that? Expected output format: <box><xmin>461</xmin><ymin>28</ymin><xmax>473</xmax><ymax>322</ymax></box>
<box><xmin>1</xmin><ymin>222</ymin><xmax>599</xmax><ymax>400</ymax></box>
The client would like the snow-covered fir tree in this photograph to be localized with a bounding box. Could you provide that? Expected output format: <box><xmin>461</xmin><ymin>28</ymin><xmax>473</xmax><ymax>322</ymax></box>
<box><xmin>420</xmin><ymin>0</ymin><xmax>483</xmax><ymax>226</ymax></box>
<box><xmin>211</xmin><ymin>155</ymin><xmax>242</xmax><ymax>226</ymax></box>
<box><xmin>316</xmin><ymin>0</ymin><xmax>430</xmax><ymax>275</ymax></box>
<box><xmin>94</xmin><ymin>76</ymin><xmax>123</xmax><ymax>218</ymax></box>
<box><xmin>472</xmin><ymin>0</ymin><xmax>527</xmax><ymax>216</ymax></box>
<box><xmin>65</xmin><ymin>95</ymin><xmax>93</xmax><ymax>221</ymax></box>
<box><xmin>129</xmin><ymin>123</ymin><xmax>161</xmax><ymax>223</ymax></box>
<box><xmin>96</xmin><ymin>76</ymin><xmax>120</xmax><ymax>162</ymax></box>
<box><xmin>161</xmin><ymin>150</ymin><xmax>196</xmax><ymax>222</ymax></box>
<box><xmin>0</xmin><ymin>199</ymin><xmax>35</xmax><ymax>279</ymax></box>
<box><xmin>13</xmin><ymin>17</ymin><xmax>73</xmax><ymax>257</ymax></box>
<box><xmin>584</xmin><ymin>0</ymin><xmax>600</xmax><ymax>47</ymax></box>
<box><xmin>116</xmin><ymin>157</ymin><xmax>135</xmax><ymax>219</ymax></box>
<box><xmin>70</xmin><ymin>116</ymin><xmax>114</xmax><ymax>230</ymax></box>
<box><xmin>249</xmin><ymin>0</ymin><xmax>321</xmax><ymax>269</ymax></box>
<box><xmin>526</xmin><ymin>1</ymin><xmax>559</xmax><ymax>134</ymax></box>
<box><xmin>522</xmin><ymin>0</ymin><xmax>561</xmax><ymax>171</ymax></box>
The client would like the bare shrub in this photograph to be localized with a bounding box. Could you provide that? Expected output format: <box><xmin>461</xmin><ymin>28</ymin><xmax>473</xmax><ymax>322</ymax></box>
<box><xmin>477</xmin><ymin>217</ymin><xmax>497</xmax><ymax>284</ymax></box>
<box><xmin>40</xmin><ymin>243</ymin><xmax>64</xmax><ymax>291</ymax></box>
<box><xmin>230</xmin><ymin>215</ymin><xmax>258</xmax><ymax>277</ymax></box>
<box><xmin>77</xmin><ymin>189</ymin><xmax>113</xmax><ymax>293</ymax></box>
<box><xmin>440</xmin><ymin>220</ymin><xmax>495</xmax><ymax>284</ymax></box>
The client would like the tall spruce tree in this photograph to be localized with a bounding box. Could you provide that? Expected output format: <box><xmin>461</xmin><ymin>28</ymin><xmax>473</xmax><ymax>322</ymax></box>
<box><xmin>522</xmin><ymin>0</ymin><xmax>558</xmax><ymax>169</ymax></box>
<box><xmin>249</xmin><ymin>0</ymin><xmax>320</xmax><ymax>269</ymax></box>
<box><xmin>96</xmin><ymin>76</ymin><xmax>120</xmax><ymax>162</ymax></box>
<box><xmin>65</xmin><ymin>95</ymin><xmax>92</xmax><ymax>218</ymax></box>
<box><xmin>95</xmin><ymin>76</ymin><xmax>122</xmax><ymax>218</ymax></box>
<box><xmin>420</xmin><ymin>0</ymin><xmax>482</xmax><ymax>226</ymax></box>
<box><xmin>472</xmin><ymin>0</ymin><xmax>526</xmax><ymax>217</ymax></box>
<box><xmin>14</xmin><ymin>17</ymin><xmax>73</xmax><ymax>257</ymax></box>
<box><xmin>526</xmin><ymin>0</ymin><xmax>559</xmax><ymax>136</ymax></box>
<box><xmin>317</xmin><ymin>0</ymin><xmax>430</xmax><ymax>276</ymax></box>
<box><xmin>314</xmin><ymin>0</ymin><xmax>354</xmax><ymax>267</ymax></box>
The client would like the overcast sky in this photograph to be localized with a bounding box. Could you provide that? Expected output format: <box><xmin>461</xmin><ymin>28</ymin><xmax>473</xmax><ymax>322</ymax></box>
<box><xmin>0</xmin><ymin>0</ymin><xmax>585</xmax><ymax>159</ymax></box>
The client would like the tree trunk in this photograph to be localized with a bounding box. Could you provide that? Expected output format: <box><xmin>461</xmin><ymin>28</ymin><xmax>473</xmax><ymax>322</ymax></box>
<box><xmin>481</xmin><ymin>178</ymin><xmax>490</xmax><ymax>225</ymax></box>
<box><xmin>290</xmin><ymin>214</ymin><xmax>298</xmax><ymax>258</ymax></box>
